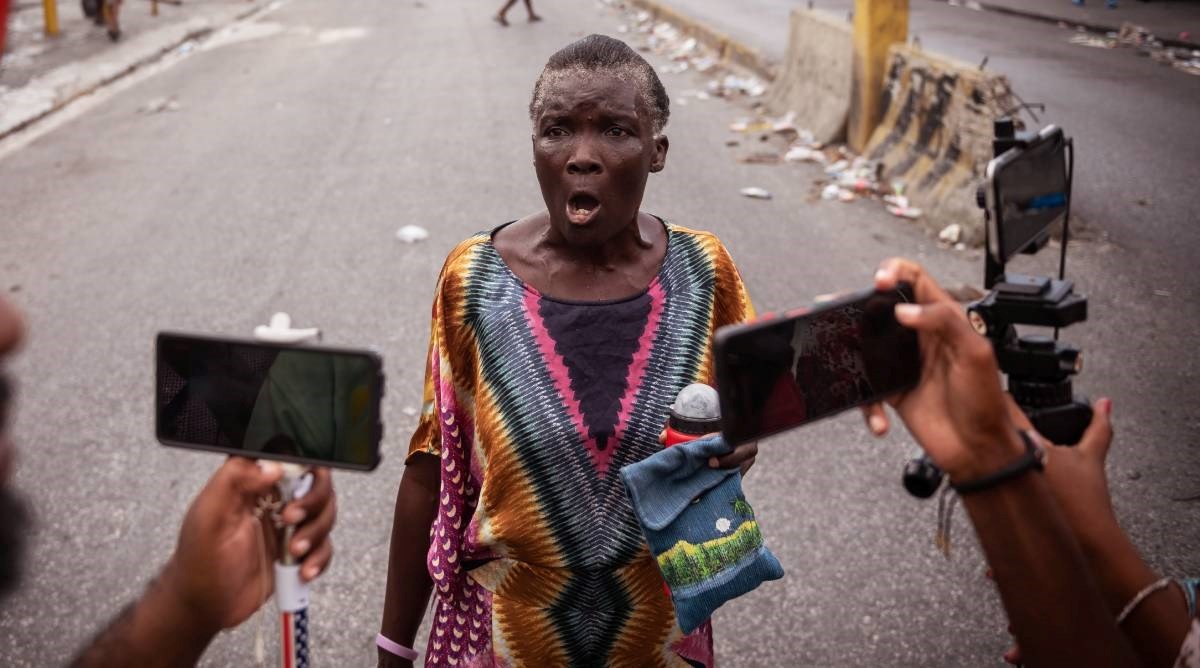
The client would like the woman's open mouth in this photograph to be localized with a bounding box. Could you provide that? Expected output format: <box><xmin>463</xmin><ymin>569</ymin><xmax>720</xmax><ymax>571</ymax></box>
<box><xmin>566</xmin><ymin>193</ymin><xmax>601</xmax><ymax>225</ymax></box>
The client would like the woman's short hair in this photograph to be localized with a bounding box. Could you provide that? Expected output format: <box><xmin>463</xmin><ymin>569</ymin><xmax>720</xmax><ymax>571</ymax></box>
<box><xmin>529</xmin><ymin>34</ymin><xmax>671</xmax><ymax>135</ymax></box>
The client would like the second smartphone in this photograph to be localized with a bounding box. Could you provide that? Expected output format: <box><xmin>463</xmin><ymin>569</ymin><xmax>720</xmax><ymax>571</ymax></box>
<box><xmin>714</xmin><ymin>284</ymin><xmax>921</xmax><ymax>445</ymax></box>
<box><xmin>156</xmin><ymin>332</ymin><xmax>385</xmax><ymax>471</ymax></box>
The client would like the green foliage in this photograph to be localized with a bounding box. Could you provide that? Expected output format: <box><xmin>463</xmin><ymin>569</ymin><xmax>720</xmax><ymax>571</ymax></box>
<box><xmin>657</xmin><ymin>521</ymin><xmax>765</xmax><ymax>588</ymax></box>
<box><xmin>731</xmin><ymin>496</ymin><xmax>755</xmax><ymax>519</ymax></box>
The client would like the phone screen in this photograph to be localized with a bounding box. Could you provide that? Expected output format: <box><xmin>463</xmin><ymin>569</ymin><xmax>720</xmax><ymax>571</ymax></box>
<box><xmin>155</xmin><ymin>333</ymin><xmax>384</xmax><ymax>470</ymax></box>
<box><xmin>992</xmin><ymin>126</ymin><xmax>1069</xmax><ymax>264</ymax></box>
<box><xmin>715</xmin><ymin>284</ymin><xmax>920</xmax><ymax>445</ymax></box>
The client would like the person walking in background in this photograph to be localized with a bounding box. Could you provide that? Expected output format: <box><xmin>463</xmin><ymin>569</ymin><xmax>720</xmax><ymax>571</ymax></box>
<box><xmin>494</xmin><ymin>0</ymin><xmax>540</xmax><ymax>26</ymax></box>
<box><xmin>1073</xmin><ymin>0</ymin><xmax>1120</xmax><ymax>9</ymax></box>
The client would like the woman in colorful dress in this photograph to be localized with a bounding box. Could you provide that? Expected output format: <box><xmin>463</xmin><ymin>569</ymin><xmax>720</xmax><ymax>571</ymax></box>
<box><xmin>378</xmin><ymin>34</ymin><xmax>758</xmax><ymax>667</ymax></box>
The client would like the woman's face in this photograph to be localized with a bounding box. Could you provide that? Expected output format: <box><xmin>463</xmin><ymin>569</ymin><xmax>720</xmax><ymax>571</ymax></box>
<box><xmin>532</xmin><ymin>70</ymin><xmax>668</xmax><ymax>247</ymax></box>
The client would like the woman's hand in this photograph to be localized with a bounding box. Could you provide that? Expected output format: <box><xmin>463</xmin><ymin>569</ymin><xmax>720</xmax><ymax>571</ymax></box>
<box><xmin>657</xmin><ymin>430</ymin><xmax>757</xmax><ymax>475</ymax></box>
<box><xmin>710</xmin><ymin>439</ymin><xmax>757</xmax><ymax>475</ymax></box>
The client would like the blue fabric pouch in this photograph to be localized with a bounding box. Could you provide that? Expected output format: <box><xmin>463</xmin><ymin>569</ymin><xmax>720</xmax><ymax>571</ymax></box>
<box><xmin>620</xmin><ymin>435</ymin><xmax>784</xmax><ymax>634</ymax></box>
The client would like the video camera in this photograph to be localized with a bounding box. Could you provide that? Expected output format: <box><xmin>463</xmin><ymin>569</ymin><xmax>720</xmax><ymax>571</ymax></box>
<box><xmin>903</xmin><ymin>120</ymin><xmax>1091</xmax><ymax>498</ymax></box>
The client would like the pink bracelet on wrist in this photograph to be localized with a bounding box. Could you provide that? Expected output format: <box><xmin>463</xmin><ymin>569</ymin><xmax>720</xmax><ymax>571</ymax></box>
<box><xmin>376</xmin><ymin>633</ymin><xmax>419</xmax><ymax>661</ymax></box>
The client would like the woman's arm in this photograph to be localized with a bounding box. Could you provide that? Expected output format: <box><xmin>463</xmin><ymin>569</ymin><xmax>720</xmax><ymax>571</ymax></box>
<box><xmin>378</xmin><ymin>453</ymin><xmax>440</xmax><ymax>668</ymax></box>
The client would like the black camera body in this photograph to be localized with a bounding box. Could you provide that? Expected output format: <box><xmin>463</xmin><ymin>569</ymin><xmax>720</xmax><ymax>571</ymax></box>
<box><xmin>902</xmin><ymin>120</ymin><xmax>1091</xmax><ymax>499</ymax></box>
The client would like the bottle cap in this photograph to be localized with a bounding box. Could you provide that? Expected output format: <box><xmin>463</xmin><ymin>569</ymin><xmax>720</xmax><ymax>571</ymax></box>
<box><xmin>668</xmin><ymin>383</ymin><xmax>721</xmax><ymax>435</ymax></box>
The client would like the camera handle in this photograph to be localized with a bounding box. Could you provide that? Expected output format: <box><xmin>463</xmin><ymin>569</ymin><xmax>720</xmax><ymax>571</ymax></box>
<box><xmin>253</xmin><ymin>312</ymin><xmax>319</xmax><ymax>668</ymax></box>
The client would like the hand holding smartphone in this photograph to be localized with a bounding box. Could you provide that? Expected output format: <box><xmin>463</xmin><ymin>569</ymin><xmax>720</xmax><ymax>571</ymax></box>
<box><xmin>715</xmin><ymin>283</ymin><xmax>920</xmax><ymax>445</ymax></box>
<box><xmin>156</xmin><ymin>333</ymin><xmax>384</xmax><ymax>470</ymax></box>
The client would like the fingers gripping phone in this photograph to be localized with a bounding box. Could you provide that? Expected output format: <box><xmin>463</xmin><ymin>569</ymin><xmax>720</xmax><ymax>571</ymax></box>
<box><xmin>715</xmin><ymin>283</ymin><xmax>920</xmax><ymax>445</ymax></box>
<box><xmin>156</xmin><ymin>332</ymin><xmax>384</xmax><ymax>470</ymax></box>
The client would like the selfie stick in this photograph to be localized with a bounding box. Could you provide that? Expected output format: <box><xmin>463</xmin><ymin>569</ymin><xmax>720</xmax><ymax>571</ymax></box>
<box><xmin>254</xmin><ymin>312</ymin><xmax>319</xmax><ymax>668</ymax></box>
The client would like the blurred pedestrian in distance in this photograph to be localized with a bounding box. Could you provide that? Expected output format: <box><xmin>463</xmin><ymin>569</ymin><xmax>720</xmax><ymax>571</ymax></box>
<box><xmin>1073</xmin><ymin>0</ymin><xmax>1120</xmax><ymax>9</ymax></box>
<box><xmin>494</xmin><ymin>0</ymin><xmax>540</xmax><ymax>26</ymax></box>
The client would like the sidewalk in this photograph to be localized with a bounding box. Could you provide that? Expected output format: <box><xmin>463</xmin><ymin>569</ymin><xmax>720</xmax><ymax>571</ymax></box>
<box><xmin>958</xmin><ymin>0</ymin><xmax>1200</xmax><ymax>48</ymax></box>
<box><xmin>1</xmin><ymin>0</ymin><xmax>268</xmax><ymax>138</ymax></box>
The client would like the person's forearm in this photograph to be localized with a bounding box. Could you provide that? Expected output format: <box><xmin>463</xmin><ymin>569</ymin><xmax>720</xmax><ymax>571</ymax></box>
<box><xmin>70</xmin><ymin>565</ymin><xmax>216</xmax><ymax>667</ymax></box>
<box><xmin>379</xmin><ymin>455</ymin><xmax>439</xmax><ymax>667</ymax></box>
<box><xmin>962</xmin><ymin>468</ymin><xmax>1138</xmax><ymax>668</ymax></box>
<box><xmin>1076</xmin><ymin>525</ymin><xmax>1192</xmax><ymax>668</ymax></box>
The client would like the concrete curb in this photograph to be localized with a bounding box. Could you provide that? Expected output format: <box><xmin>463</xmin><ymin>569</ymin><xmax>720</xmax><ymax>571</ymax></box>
<box><xmin>621</xmin><ymin>0</ymin><xmax>778</xmax><ymax>81</ymax></box>
<box><xmin>0</xmin><ymin>0</ymin><xmax>269</xmax><ymax>141</ymax></box>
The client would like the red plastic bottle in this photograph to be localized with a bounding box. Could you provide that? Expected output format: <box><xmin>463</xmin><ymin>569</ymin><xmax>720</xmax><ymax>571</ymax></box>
<box><xmin>664</xmin><ymin>383</ymin><xmax>721</xmax><ymax>447</ymax></box>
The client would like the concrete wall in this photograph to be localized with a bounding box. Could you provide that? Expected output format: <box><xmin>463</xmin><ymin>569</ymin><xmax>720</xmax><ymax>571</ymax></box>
<box><xmin>865</xmin><ymin>46</ymin><xmax>1019</xmax><ymax>244</ymax></box>
<box><xmin>764</xmin><ymin>9</ymin><xmax>854</xmax><ymax>145</ymax></box>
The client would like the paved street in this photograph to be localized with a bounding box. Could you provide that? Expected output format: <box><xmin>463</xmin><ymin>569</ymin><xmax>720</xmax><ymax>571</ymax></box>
<box><xmin>0</xmin><ymin>0</ymin><xmax>1196</xmax><ymax>665</ymax></box>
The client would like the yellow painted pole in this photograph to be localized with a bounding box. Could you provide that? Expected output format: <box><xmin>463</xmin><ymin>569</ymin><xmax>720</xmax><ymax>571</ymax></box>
<box><xmin>848</xmin><ymin>0</ymin><xmax>908</xmax><ymax>152</ymax></box>
<box><xmin>42</xmin><ymin>0</ymin><xmax>59</xmax><ymax>37</ymax></box>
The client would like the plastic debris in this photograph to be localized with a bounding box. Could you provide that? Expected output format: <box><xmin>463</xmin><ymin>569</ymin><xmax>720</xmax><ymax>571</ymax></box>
<box><xmin>837</xmin><ymin>189</ymin><xmax>857</xmax><ymax>203</ymax></box>
<box><xmin>888</xmin><ymin>205</ymin><xmax>923</xmax><ymax>220</ymax></box>
<box><xmin>139</xmin><ymin>96</ymin><xmax>182</xmax><ymax>114</ymax></box>
<box><xmin>820</xmin><ymin>184</ymin><xmax>841</xmax><ymax>200</ymax></box>
<box><xmin>938</xmin><ymin>223</ymin><xmax>963</xmax><ymax>244</ymax></box>
<box><xmin>784</xmin><ymin>146</ymin><xmax>826</xmax><ymax>164</ymax></box>
<box><xmin>402</xmin><ymin>405</ymin><xmax>419</xmax><ymax>417</ymax></box>
<box><xmin>396</xmin><ymin>225</ymin><xmax>430</xmax><ymax>243</ymax></box>
<box><xmin>739</xmin><ymin>187</ymin><xmax>773</xmax><ymax>200</ymax></box>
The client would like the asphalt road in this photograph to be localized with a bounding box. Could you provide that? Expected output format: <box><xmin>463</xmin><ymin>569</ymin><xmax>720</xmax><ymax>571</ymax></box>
<box><xmin>0</xmin><ymin>0</ymin><xmax>1196</xmax><ymax>666</ymax></box>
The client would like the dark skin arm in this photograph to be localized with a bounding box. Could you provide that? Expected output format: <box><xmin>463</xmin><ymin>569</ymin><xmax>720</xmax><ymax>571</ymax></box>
<box><xmin>1037</xmin><ymin>402</ymin><xmax>1193</xmax><ymax>668</ymax></box>
<box><xmin>868</xmin><ymin>258</ymin><xmax>1138</xmax><ymax>668</ymax></box>
<box><xmin>71</xmin><ymin>458</ymin><xmax>336</xmax><ymax>667</ymax></box>
<box><xmin>378</xmin><ymin>453</ymin><xmax>440</xmax><ymax>668</ymax></box>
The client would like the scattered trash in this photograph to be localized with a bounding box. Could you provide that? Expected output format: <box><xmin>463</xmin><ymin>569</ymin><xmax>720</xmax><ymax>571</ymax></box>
<box><xmin>737</xmin><ymin>152</ymin><xmax>782</xmax><ymax>164</ymax></box>
<box><xmin>176</xmin><ymin>40</ymin><xmax>197</xmax><ymax>56</ymax></box>
<box><xmin>739</xmin><ymin>187</ymin><xmax>773</xmax><ymax>200</ymax></box>
<box><xmin>396</xmin><ymin>225</ymin><xmax>430</xmax><ymax>243</ymax></box>
<box><xmin>1069</xmin><ymin>22</ymin><xmax>1200</xmax><ymax>76</ymax></box>
<box><xmin>938</xmin><ymin>223</ymin><xmax>963</xmax><ymax>244</ymax></box>
<box><xmin>139</xmin><ymin>96</ymin><xmax>182</xmax><ymax>114</ymax></box>
<box><xmin>784</xmin><ymin>146</ymin><xmax>826</xmax><ymax>164</ymax></box>
<box><xmin>887</xmin><ymin>205</ymin><xmax>923</xmax><ymax>220</ymax></box>
<box><xmin>1153</xmin><ymin>289</ymin><xmax>1171</xmax><ymax>297</ymax></box>
<box><xmin>820</xmin><ymin>184</ymin><xmax>841</xmax><ymax>200</ymax></box>
<box><xmin>1069</xmin><ymin>34</ymin><xmax>1116</xmax><ymax>49</ymax></box>
<box><xmin>837</xmin><ymin>189</ymin><xmax>857</xmax><ymax>203</ymax></box>
<box><xmin>402</xmin><ymin>405</ymin><xmax>419</xmax><ymax>417</ymax></box>
<box><xmin>954</xmin><ymin>242</ymin><xmax>967</xmax><ymax>251</ymax></box>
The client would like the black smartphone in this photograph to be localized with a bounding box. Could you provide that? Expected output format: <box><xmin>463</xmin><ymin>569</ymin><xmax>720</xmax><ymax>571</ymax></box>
<box><xmin>155</xmin><ymin>332</ymin><xmax>384</xmax><ymax>471</ymax></box>
<box><xmin>714</xmin><ymin>283</ymin><xmax>920</xmax><ymax>445</ymax></box>
<box><xmin>984</xmin><ymin>125</ymin><xmax>1069</xmax><ymax>265</ymax></box>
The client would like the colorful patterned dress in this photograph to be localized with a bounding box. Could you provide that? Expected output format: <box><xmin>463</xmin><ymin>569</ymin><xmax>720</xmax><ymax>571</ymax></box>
<box><xmin>406</xmin><ymin>222</ymin><xmax>754</xmax><ymax>667</ymax></box>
